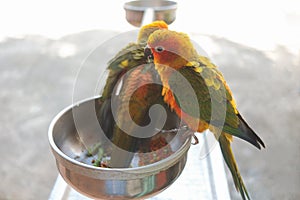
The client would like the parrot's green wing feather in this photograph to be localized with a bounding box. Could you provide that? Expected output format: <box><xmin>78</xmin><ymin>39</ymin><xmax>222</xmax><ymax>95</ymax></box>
<box><xmin>101</xmin><ymin>43</ymin><xmax>146</xmax><ymax>100</ymax></box>
<box><xmin>168</xmin><ymin>65</ymin><xmax>211</xmax><ymax>122</ymax></box>
<box><xmin>109</xmin><ymin>64</ymin><xmax>179</xmax><ymax>167</ymax></box>
<box><xmin>107</xmin><ymin>43</ymin><xmax>145</xmax><ymax>70</ymax></box>
<box><xmin>168</xmin><ymin>58</ymin><xmax>239</xmax><ymax>128</ymax></box>
<box><xmin>167</xmin><ymin>57</ymin><xmax>265</xmax><ymax>149</ymax></box>
<box><xmin>98</xmin><ymin>43</ymin><xmax>147</xmax><ymax>140</ymax></box>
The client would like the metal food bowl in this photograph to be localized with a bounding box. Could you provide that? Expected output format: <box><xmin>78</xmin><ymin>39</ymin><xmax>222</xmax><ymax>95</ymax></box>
<box><xmin>124</xmin><ymin>0</ymin><xmax>177</xmax><ymax>27</ymax></box>
<box><xmin>49</xmin><ymin>96</ymin><xmax>191</xmax><ymax>199</ymax></box>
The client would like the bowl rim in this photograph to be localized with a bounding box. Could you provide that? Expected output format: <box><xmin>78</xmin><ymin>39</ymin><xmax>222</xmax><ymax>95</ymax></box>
<box><xmin>48</xmin><ymin>96</ymin><xmax>191</xmax><ymax>175</ymax></box>
<box><xmin>124</xmin><ymin>0</ymin><xmax>177</xmax><ymax>11</ymax></box>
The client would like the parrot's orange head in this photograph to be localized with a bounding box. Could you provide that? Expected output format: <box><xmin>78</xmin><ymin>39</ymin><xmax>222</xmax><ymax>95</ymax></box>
<box><xmin>145</xmin><ymin>29</ymin><xmax>198</xmax><ymax>69</ymax></box>
<box><xmin>137</xmin><ymin>21</ymin><xmax>168</xmax><ymax>43</ymax></box>
<box><xmin>142</xmin><ymin>21</ymin><xmax>168</xmax><ymax>29</ymax></box>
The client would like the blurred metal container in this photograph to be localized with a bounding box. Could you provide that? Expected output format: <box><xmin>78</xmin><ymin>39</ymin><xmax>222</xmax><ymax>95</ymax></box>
<box><xmin>49</xmin><ymin>96</ymin><xmax>191</xmax><ymax>199</ymax></box>
<box><xmin>124</xmin><ymin>0</ymin><xmax>177</xmax><ymax>27</ymax></box>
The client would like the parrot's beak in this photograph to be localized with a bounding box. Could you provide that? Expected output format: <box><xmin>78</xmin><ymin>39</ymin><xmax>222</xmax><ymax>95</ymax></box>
<box><xmin>144</xmin><ymin>45</ymin><xmax>153</xmax><ymax>61</ymax></box>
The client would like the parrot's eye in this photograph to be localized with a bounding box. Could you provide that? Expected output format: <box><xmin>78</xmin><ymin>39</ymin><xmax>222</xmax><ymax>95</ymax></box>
<box><xmin>155</xmin><ymin>46</ymin><xmax>165</xmax><ymax>53</ymax></box>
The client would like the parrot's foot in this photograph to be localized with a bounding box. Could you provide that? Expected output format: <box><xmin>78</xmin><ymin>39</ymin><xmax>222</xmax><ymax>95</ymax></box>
<box><xmin>182</xmin><ymin>130</ymin><xmax>199</xmax><ymax>145</ymax></box>
<box><xmin>155</xmin><ymin>126</ymin><xmax>199</xmax><ymax>144</ymax></box>
<box><xmin>155</xmin><ymin>125</ymin><xmax>189</xmax><ymax>133</ymax></box>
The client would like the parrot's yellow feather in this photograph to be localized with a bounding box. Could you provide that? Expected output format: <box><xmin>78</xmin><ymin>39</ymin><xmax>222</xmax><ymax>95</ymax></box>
<box><xmin>137</xmin><ymin>21</ymin><xmax>168</xmax><ymax>43</ymax></box>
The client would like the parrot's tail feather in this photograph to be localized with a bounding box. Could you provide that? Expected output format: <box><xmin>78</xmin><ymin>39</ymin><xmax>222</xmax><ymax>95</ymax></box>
<box><xmin>219</xmin><ymin>134</ymin><xmax>251</xmax><ymax>200</ymax></box>
<box><xmin>237</xmin><ymin>113</ymin><xmax>265</xmax><ymax>149</ymax></box>
<box><xmin>223</xmin><ymin>114</ymin><xmax>265</xmax><ymax>149</ymax></box>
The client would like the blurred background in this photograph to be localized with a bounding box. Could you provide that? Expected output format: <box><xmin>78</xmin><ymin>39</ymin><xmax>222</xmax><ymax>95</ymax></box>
<box><xmin>0</xmin><ymin>0</ymin><xmax>299</xmax><ymax>199</ymax></box>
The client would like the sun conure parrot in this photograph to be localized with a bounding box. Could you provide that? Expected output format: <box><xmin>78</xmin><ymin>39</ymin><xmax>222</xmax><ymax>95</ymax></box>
<box><xmin>108</xmin><ymin>63</ymin><xmax>180</xmax><ymax>167</ymax></box>
<box><xmin>97</xmin><ymin>21</ymin><xmax>169</xmax><ymax>140</ymax></box>
<box><xmin>96</xmin><ymin>21</ymin><xmax>180</xmax><ymax>167</ymax></box>
<box><xmin>145</xmin><ymin>29</ymin><xmax>265</xmax><ymax>200</ymax></box>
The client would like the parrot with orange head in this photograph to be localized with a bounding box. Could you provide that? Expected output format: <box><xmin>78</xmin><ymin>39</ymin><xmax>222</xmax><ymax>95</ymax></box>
<box><xmin>97</xmin><ymin>21</ymin><xmax>180</xmax><ymax>167</ymax></box>
<box><xmin>97</xmin><ymin>21</ymin><xmax>169</xmax><ymax>140</ymax></box>
<box><xmin>145</xmin><ymin>29</ymin><xmax>265</xmax><ymax>199</ymax></box>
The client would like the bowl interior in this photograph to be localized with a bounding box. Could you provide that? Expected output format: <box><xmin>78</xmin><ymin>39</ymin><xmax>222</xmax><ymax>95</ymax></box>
<box><xmin>124</xmin><ymin>0</ymin><xmax>177</xmax><ymax>27</ymax></box>
<box><xmin>50</xmin><ymin>96</ymin><xmax>189</xmax><ymax>170</ymax></box>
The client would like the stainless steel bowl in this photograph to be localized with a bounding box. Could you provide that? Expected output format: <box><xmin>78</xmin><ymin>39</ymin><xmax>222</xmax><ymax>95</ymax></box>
<box><xmin>49</xmin><ymin>96</ymin><xmax>191</xmax><ymax>199</ymax></box>
<box><xmin>124</xmin><ymin>0</ymin><xmax>177</xmax><ymax>27</ymax></box>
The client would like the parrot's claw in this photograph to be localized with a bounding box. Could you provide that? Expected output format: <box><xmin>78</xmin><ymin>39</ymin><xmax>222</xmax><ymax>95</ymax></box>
<box><xmin>155</xmin><ymin>126</ymin><xmax>199</xmax><ymax>144</ymax></box>
<box><xmin>155</xmin><ymin>125</ymin><xmax>189</xmax><ymax>133</ymax></box>
<box><xmin>182</xmin><ymin>130</ymin><xmax>199</xmax><ymax>145</ymax></box>
<box><xmin>192</xmin><ymin>134</ymin><xmax>199</xmax><ymax>145</ymax></box>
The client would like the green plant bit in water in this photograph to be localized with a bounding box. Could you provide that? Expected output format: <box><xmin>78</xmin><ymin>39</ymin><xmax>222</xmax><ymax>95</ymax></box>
<box><xmin>86</xmin><ymin>143</ymin><xmax>102</xmax><ymax>156</ymax></box>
